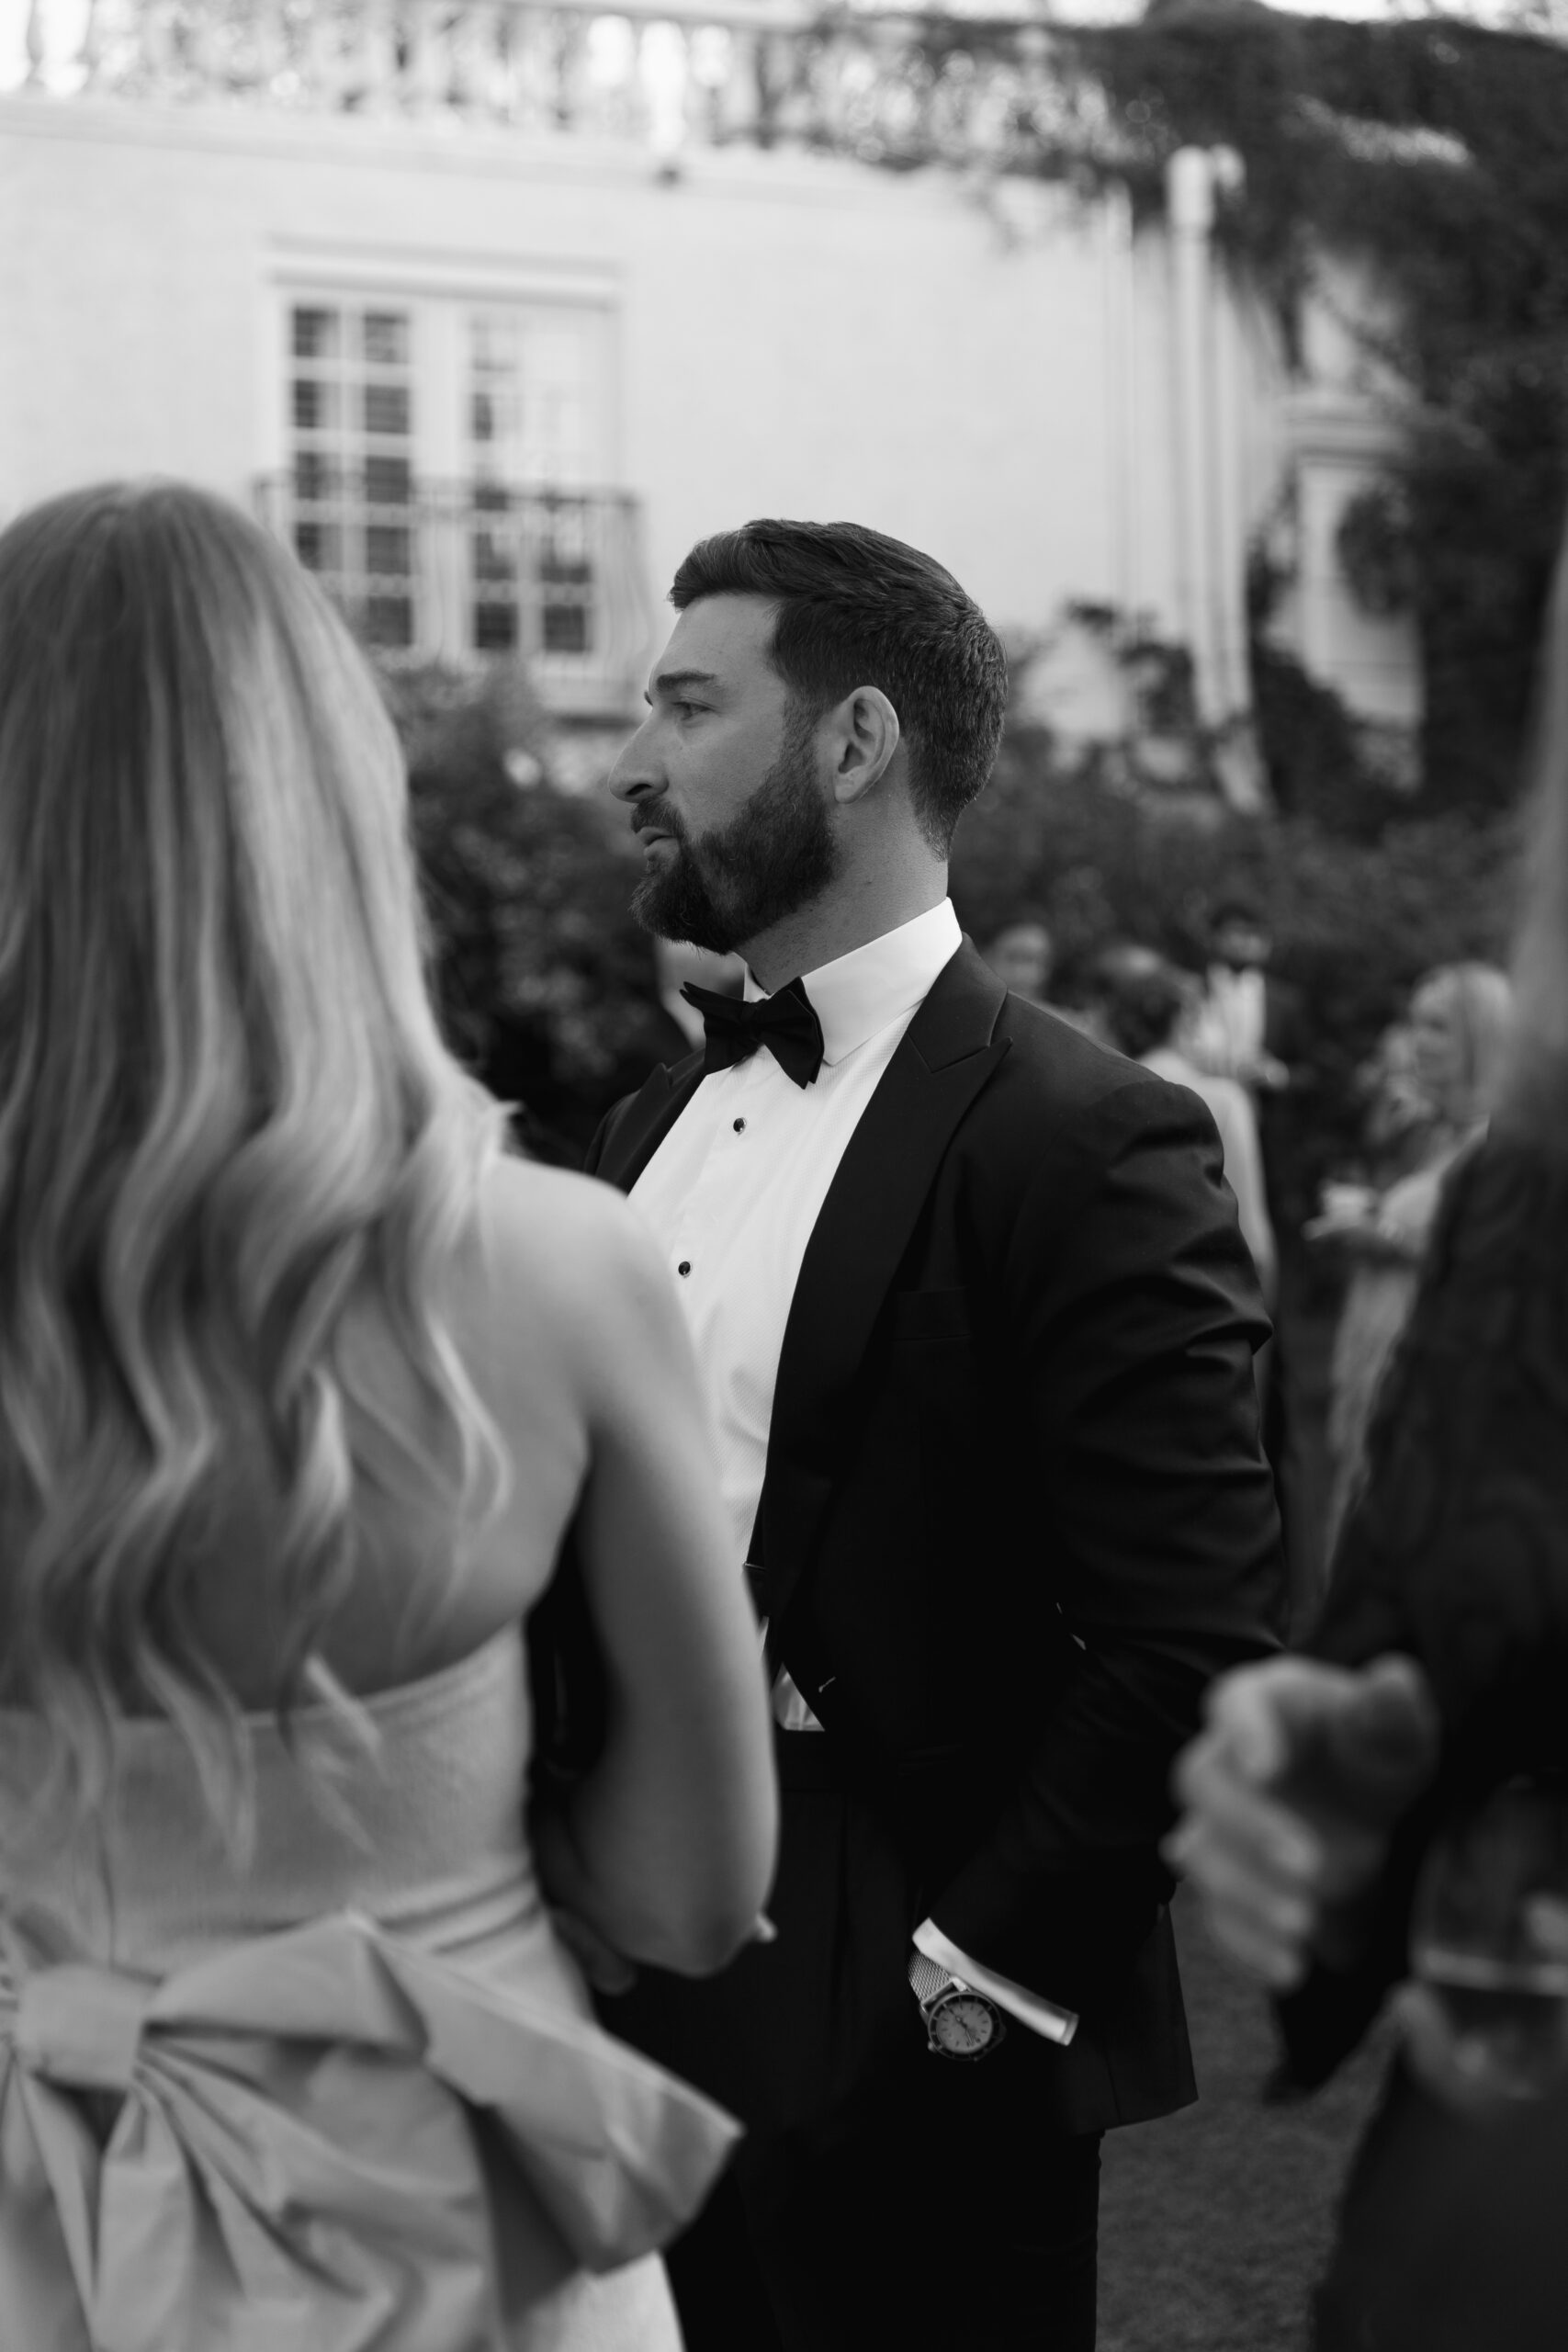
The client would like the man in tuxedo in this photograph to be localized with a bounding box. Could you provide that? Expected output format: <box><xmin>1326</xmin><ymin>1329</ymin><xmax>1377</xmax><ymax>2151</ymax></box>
<box><xmin>1183</xmin><ymin>898</ymin><xmax>1314</xmax><ymax>1611</ymax></box>
<box><xmin>1186</xmin><ymin>901</ymin><xmax>1304</xmax><ymax>1101</ymax></box>
<box><xmin>584</xmin><ymin>519</ymin><xmax>1285</xmax><ymax>2350</ymax></box>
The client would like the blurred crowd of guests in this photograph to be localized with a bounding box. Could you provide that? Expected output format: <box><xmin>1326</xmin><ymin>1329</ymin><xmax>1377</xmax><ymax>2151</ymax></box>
<box><xmin>1172</xmin><ymin>529</ymin><xmax>1568</xmax><ymax>2352</ymax></box>
<box><xmin>968</xmin><ymin>904</ymin><xmax>1515</xmax><ymax>1619</ymax></box>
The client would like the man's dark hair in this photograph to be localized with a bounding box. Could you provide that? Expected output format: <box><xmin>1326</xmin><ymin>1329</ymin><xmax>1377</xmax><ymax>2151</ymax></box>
<box><xmin>1209</xmin><ymin>894</ymin><xmax>1267</xmax><ymax>935</ymax></box>
<box><xmin>1094</xmin><ymin>954</ymin><xmax>1189</xmax><ymax>1062</ymax></box>
<box><xmin>669</xmin><ymin>519</ymin><xmax>1008</xmax><ymax>854</ymax></box>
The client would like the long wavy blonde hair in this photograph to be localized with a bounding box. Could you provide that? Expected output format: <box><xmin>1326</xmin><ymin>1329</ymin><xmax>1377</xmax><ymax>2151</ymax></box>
<box><xmin>1408</xmin><ymin>961</ymin><xmax>1515</xmax><ymax>1136</ymax></box>
<box><xmin>0</xmin><ymin>481</ymin><xmax>515</xmax><ymax>1845</ymax></box>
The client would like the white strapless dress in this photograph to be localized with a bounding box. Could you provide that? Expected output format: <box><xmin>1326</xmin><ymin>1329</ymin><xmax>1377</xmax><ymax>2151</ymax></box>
<box><xmin>0</xmin><ymin>1623</ymin><xmax>735</xmax><ymax>2351</ymax></box>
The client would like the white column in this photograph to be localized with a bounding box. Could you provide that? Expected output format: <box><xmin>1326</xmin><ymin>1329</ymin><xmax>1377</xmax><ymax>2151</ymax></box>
<box><xmin>1167</xmin><ymin>146</ymin><xmax>1218</xmax><ymax>717</ymax></box>
<box><xmin>1102</xmin><ymin>179</ymin><xmax>1138</xmax><ymax>625</ymax></box>
<box><xmin>1167</xmin><ymin>143</ymin><xmax>1266</xmax><ymax>809</ymax></box>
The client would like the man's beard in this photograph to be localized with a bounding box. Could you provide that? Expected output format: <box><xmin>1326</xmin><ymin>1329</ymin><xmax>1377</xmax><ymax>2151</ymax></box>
<box><xmin>630</xmin><ymin>707</ymin><xmax>840</xmax><ymax>956</ymax></box>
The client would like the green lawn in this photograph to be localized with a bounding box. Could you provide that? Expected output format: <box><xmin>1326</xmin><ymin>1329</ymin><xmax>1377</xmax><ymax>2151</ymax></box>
<box><xmin>1098</xmin><ymin>1893</ymin><xmax>1393</xmax><ymax>2352</ymax></box>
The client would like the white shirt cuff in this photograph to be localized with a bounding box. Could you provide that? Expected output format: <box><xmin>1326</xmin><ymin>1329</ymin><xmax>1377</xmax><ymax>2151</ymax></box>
<box><xmin>913</xmin><ymin>1917</ymin><xmax>1079</xmax><ymax>2047</ymax></box>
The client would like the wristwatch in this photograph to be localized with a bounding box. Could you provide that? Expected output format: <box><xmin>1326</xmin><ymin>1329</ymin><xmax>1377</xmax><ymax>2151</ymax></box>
<box><xmin>908</xmin><ymin>1951</ymin><xmax>1007</xmax><ymax>2061</ymax></box>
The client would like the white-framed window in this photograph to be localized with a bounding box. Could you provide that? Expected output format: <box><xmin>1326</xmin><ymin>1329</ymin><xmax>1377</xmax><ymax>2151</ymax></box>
<box><xmin>467</xmin><ymin>306</ymin><xmax>602</xmax><ymax>660</ymax></box>
<box><xmin>288</xmin><ymin>298</ymin><xmax>420</xmax><ymax>650</ymax></box>
<box><xmin>267</xmin><ymin>278</ymin><xmax>623</xmax><ymax>682</ymax></box>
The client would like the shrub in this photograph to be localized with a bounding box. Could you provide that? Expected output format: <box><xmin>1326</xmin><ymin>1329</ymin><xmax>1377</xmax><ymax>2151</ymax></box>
<box><xmin>951</xmin><ymin>726</ymin><xmax>1521</xmax><ymax>1244</ymax></box>
<box><xmin>378</xmin><ymin>659</ymin><xmax>655</xmax><ymax>1149</ymax></box>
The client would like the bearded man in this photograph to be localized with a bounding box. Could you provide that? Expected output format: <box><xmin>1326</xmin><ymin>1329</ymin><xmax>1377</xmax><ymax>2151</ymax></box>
<box><xmin>581</xmin><ymin>519</ymin><xmax>1284</xmax><ymax>2351</ymax></box>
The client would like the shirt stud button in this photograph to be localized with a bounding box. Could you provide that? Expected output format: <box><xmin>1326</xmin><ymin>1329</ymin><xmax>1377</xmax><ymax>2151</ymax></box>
<box><xmin>677</xmin><ymin>1261</ymin><xmax>692</xmax><ymax>1277</ymax></box>
<box><xmin>732</xmin><ymin>1118</ymin><xmax>746</xmax><ymax>1133</ymax></box>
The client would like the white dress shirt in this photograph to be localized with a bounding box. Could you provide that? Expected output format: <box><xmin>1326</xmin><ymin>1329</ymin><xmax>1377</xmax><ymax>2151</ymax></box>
<box><xmin>629</xmin><ymin>900</ymin><xmax>1077</xmax><ymax>2049</ymax></box>
<box><xmin>1141</xmin><ymin>1045</ymin><xmax>1276</xmax><ymax>1303</ymax></box>
<box><xmin>630</xmin><ymin>899</ymin><xmax>962</xmax><ymax>1608</ymax></box>
<box><xmin>1187</xmin><ymin>962</ymin><xmax>1268</xmax><ymax>1081</ymax></box>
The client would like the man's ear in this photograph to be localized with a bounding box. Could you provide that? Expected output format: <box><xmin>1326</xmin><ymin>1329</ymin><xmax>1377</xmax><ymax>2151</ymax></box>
<box><xmin>828</xmin><ymin>686</ymin><xmax>901</xmax><ymax>807</ymax></box>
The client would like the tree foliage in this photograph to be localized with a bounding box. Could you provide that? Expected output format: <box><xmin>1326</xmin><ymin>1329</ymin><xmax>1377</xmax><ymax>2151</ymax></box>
<box><xmin>865</xmin><ymin>5</ymin><xmax>1568</xmax><ymax>815</ymax></box>
<box><xmin>378</xmin><ymin>659</ymin><xmax>660</xmax><ymax>1152</ymax></box>
<box><xmin>950</xmin><ymin>714</ymin><xmax>1521</xmax><ymax>1237</ymax></box>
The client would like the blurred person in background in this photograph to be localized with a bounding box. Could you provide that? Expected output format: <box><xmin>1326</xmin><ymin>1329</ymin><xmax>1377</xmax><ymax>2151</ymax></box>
<box><xmin>1185</xmin><ymin>897</ymin><xmax>1305</xmax><ymax>1103</ymax></box>
<box><xmin>1309</xmin><ymin>963</ymin><xmax>1512</xmax><ymax>1556</ymax></box>
<box><xmin>1096</xmin><ymin>953</ymin><xmax>1277</xmax><ymax>1314</ymax></box>
<box><xmin>1032</xmin><ymin>953</ymin><xmax>1111</xmax><ymax>1044</ymax></box>
<box><xmin>1349</xmin><ymin>1018</ymin><xmax>1444</xmax><ymax>1187</ymax></box>
<box><xmin>1185</xmin><ymin>898</ymin><xmax>1313</xmax><ymax>1577</ymax></box>
<box><xmin>980</xmin><ymin>907</ymin><xmax>1055</xmax><ymax>1006</ymax></box>
<box><xmin>1045</xmin><ymin>935</ymin><xmax>1161</xmax><ymax>1050</ymax></box>
<box><xmin>1167</xmin><ymin>526</ymin><xmax>1568</xmax><ymax>2352</ymax></box>
<box><xmin>0</xmin><ymin>480</ymin><xmax>778</xmax><ymax>2350</ymax></box>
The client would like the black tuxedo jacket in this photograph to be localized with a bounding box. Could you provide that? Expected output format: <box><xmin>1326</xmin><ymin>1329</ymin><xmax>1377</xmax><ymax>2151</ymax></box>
<box><xmin>1261</xmin><ymin>970</ymin><xmax>1308</xmax><ymax>1068</ymax></box>
<box><xmin>586</xmin><ymin>940</ymin><xmax>1285</xmax><ymax>2129</ymax></box>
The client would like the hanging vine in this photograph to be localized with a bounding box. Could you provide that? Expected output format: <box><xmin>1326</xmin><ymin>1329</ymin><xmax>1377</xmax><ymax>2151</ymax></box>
<box><xmin>818</xmin><ymin>2</ymin><xmax>1568</xmax><ymax>812</ymax></box>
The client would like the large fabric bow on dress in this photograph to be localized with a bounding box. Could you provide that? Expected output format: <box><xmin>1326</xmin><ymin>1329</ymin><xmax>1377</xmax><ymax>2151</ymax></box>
<box><xmin>0</xmin><ymin>1909</ymin><xmax>739</xmax><ymax>2352</ymax></box>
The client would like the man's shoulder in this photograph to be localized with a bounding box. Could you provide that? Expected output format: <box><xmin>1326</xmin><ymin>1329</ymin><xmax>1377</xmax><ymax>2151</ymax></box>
<box><xmin>1145</xmin><ymin>1048</ymin><xmax>1249</xmax><ymax>1126</ymax></box>
<box><xmin>992</xmin><ymin>994</ymin><xmax>1121</xmax><ymax>1079</ymax></box>
<box><xmin>910</xmin><ymin>994</ymin><xmax>1219</xmax><ymax>1238</ymax></box>
<box><xmin>977</xmin><ymin>994</ymin><xmax>1209</xmax><ymax>1143</ymax></box>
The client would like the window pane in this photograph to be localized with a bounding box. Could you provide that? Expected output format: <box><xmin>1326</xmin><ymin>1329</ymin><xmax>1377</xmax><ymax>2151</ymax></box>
<box><xmin>474</xmin><ymin>532</ymin><xmax>514</xmax><ymax>582</ymax></box>
<box><xmin>363</xmin><ymin>383</ymin><xmax>412</xmax><ymax>437</ymax></box>
<box><xmin>365</xmin><ymin>456</ymin><xmax>412</xmax><ymax>506</ymax></box>
<box><xmin>366</xmin><ymin>526</ymin><xmax>412</xmax><ymax>578</ymax></box>
<box><xmin>366</xmin><ymin>596</ymin><xmax>413</xmax><ymax>648</ymax></box>
<box><xmin>293</xmin><ymin>379</ymin><xmax>336</xmax><ymax>431</ymax></box>
<box><xmin>539</xmin><ymin>549</ymin><xmax>592</xmax><ymax>583</ymax></box>
<box><xmin>362</xmin><ymin>311</ymin><xmax>410</xmax><ymax>367</ymax></box>
<box><xmin>295</xmin><ymin>520</ymin><xmax>340</xmax><ymax>571</ymax></box>
<box><xmin>471</xmin><ymin>391</ymin><xmax>495</xmax><ymax>443</ymax></box>
<box><xmin>293</xmin><ymin>451</ymin><xmax>337</xmax><ymax>502</ymax></box>
<box><xmin>543</xmin><ymin>603</ymin><xmax>591</xmax><ymax>656</ymax></box>
<box><xmin>474</xmin><ymin>603</ymin><xmax>518</xmax><ymax>652</ymax></box>
<box><xmin>292</xmin><ymin>307</ymin><xmax>338</xmax><ymax>360</ymax></box>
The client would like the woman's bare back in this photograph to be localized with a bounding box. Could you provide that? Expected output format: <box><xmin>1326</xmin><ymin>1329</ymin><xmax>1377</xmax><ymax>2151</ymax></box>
<box><xmin>30</xmin><ymin>1159</ymin><xmax>610</xmax><ymax>1714</ymax></box>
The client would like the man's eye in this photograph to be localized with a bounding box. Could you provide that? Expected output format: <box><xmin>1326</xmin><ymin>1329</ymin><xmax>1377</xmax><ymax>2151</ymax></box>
<box><xmin>674</xmin><ymin>700</ymin><xmax>704</xmax><ymax>718</ymax></box>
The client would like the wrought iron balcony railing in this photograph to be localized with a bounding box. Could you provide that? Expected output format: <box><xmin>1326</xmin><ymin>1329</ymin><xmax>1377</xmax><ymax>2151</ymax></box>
<box><xmin>254</xmin><ymin>473</ymin><xmax>654</xmax><ymax>710</ymax></box>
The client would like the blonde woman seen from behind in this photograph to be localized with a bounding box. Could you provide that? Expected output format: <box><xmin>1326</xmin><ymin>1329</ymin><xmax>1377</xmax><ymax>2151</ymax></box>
<box><xmin>0</xmin><ymin>481</ymin><xmax>776</xmax><ymax>2352</ymax></box>
<box><xmin>1312</xmin><ymin>961</ymin><xmax>1512</xmax><ymax>1557</ymax></box>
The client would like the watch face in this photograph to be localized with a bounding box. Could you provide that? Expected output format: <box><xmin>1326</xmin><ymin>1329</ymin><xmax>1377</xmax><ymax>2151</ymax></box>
<box><xmin>930</xmin><ymin>1995</ymin><xmax>999</xmax><ymax>2058</ymax></box>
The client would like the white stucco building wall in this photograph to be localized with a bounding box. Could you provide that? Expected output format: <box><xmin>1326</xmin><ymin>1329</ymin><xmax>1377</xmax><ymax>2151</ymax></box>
<box><xmin>0</xmin><ymin>97</ymin><xmax>1155</xmax><ymax>620</ymax></box>
<box><xmin>0</xmin><ymin>10</ymin><xmax>1419</xmax><ymax>755</ymax></box>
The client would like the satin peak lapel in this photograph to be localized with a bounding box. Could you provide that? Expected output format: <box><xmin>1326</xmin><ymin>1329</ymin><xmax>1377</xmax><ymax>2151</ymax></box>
<box><xmin>588</xmin><ymin>1050</ymin><xmax>705</xmax><ymax>1193</ymax></box>
<box><xmin>759</xmin><ymin>941</ymin><xmax>1010</xmax><ymax>1629</ymax></box>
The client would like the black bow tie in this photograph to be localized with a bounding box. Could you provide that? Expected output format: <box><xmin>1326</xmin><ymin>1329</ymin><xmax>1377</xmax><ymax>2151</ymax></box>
<box><xmin>680</xmin><ymin>978</ymin><xmax>826</xmax><ymax>1089</ymax></box>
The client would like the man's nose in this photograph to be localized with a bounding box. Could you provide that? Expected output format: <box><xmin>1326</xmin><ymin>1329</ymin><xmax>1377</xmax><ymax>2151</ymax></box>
<box><xmin>607</xmin><ymin>719</ymin><xmax>661</xmax><ymax>803</ymax></box>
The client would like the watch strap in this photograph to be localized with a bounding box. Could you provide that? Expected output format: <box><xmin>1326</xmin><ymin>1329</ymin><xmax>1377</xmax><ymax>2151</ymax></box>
<box><xmin>908</xmin><ymin>1951</ymin><xmax>961</xmax><ymax>2010</ymax></box>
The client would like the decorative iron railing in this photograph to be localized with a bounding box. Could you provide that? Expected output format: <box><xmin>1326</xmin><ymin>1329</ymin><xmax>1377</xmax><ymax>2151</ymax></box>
<box><xmin>254</xmin><ymin>472</ymin><xmax>654</xmax><ymax>707</ymax></box>
<box><xmin>10</xmin><ymin>0</ymin><xmax>1108</xmax><ymax>175</ymax></box>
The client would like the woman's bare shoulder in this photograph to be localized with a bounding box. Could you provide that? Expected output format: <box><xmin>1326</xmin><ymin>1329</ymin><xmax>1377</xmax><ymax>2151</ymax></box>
<box><xmin>474</xmin><ymin>1157</ymin><xmax>668</xmax><ymax>1363</ymax></box>
<box><xmin>481</xmin><ymin>1153</ymin><xmax>654</xmax><ymax>1263</ymax></box>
